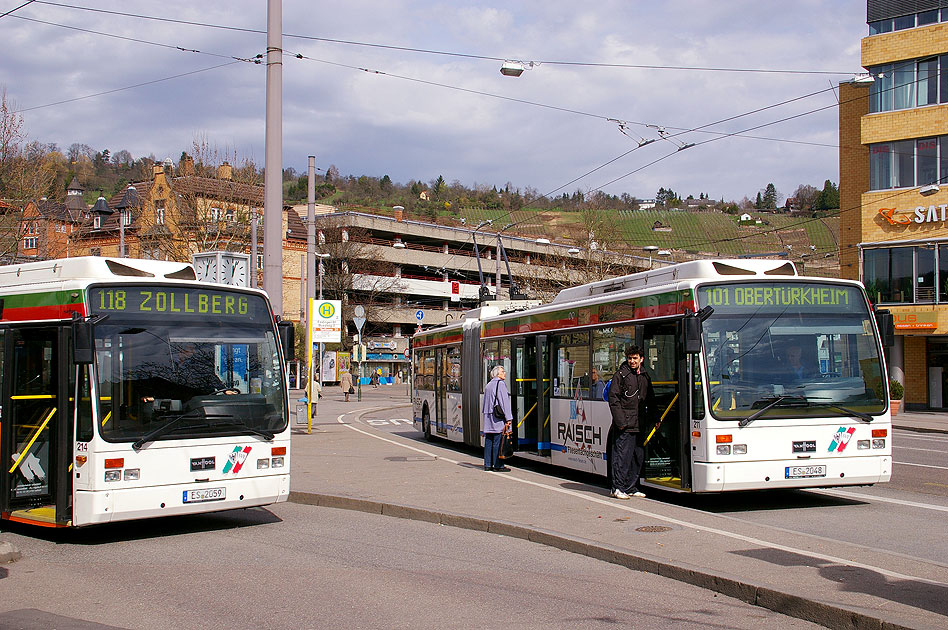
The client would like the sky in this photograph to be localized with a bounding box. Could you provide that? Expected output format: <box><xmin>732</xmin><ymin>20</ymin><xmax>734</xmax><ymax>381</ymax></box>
<box><xmin>1</xmin><ymin>0</ymin><xmax>868</xmax><ymax>204</ymax></box>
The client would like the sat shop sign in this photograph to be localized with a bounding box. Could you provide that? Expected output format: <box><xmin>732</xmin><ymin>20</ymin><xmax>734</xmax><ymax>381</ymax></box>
<box><xmin>894</xmin><ymin>311</ymin><xmax>938</xmax><ymax>330</ymax></box>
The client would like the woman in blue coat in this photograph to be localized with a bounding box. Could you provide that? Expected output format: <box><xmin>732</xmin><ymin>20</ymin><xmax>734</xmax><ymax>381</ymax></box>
<box><xmin>482</xmin><ymin>364</ymin><xmax>513</xmax><ymax>472</ymax></box>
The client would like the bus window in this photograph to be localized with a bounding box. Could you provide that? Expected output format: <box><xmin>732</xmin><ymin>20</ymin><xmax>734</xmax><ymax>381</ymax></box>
<box><xmin>552</xmin><ymin>332</ymin><xmax>589</xmax><ymax>399</ymax></box>
<box><xmin>591</xmin><ymin>325</ymin><xmax>637</xmax><ymax>391</ymax></box>
<box><xmin>447</xmin><ymin>346</ymin><xmax>461</xmax><ymax>392</ymax></box>
<box><xmin>482</xmin><ymin>341</ymin><xmax>499</xmax><ymax>390</ymax></box>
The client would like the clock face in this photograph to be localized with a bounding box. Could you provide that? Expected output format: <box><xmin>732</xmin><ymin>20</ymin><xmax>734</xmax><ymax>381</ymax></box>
<box><xmin>222</xmin><ymin>257</ymin><xmax>248</xmax><ymax>286</ymax></box>
<box><xmin>195</xmin><ymin>257</ymin><xmax>216</xmax><ymax>282</ymax></box>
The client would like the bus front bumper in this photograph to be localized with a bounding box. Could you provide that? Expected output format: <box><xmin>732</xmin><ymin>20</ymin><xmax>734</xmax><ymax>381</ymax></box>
<box><xmin>73</xmin><ymin>473</ymin><xmax>290</xmax><ymax>526</ymax></box>
<box><xmin>691</xmin><ymin>456</ymin><xmax>892</xmax><ymax>492</ymax></box>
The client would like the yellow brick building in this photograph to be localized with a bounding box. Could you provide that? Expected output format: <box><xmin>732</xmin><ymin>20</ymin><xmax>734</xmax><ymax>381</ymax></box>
<box><xmin>840</xmin><ymin>1</ymin><xmax>948</xmax><ymax>410</ymax></box>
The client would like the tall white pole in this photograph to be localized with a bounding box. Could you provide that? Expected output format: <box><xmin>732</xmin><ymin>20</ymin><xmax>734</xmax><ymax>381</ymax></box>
<box><xmin>318</xmin><ymin>260</ymin><xmax>323</xmax><ymax>403</ymax></box>
<box><xmin>250</xmin><ymin>208</ymin><xmax>258</xmax><ymax>288</ymax></box>
<box><xmin>263</xmin><ymin>0</ymin><xmax>283</xmax><ymax>315</ymax></box>
<box><xmin>307</xmin><ymin>156</ymin><xmax>316</xmax><ymax>306</ymax></box>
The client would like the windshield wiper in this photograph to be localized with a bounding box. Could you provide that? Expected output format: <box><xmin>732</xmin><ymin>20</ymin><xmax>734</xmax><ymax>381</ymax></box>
<box><xmin>208</xmin><ymin>419</ymin><xmax>275</xmax><ymax>441</ymax></box>
<box><xmin>739</xmin><ymin>395</ymin><xmax>808</xmax><ymax>427</ymax></box>
<box><xmin>805</xmin><ymin>400</ymin><xmax>873</xmax><ymax>423</ymax></box>
<box><xmin>132</xmin><ymin>411</ymin><xmax>231</xmax><ymax>451</ymax></box>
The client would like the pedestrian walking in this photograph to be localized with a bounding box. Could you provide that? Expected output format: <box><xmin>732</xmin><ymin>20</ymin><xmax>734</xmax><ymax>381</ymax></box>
<box><xmin>482</xmin><ymin>365</ymin><xmax>513</xmax><ymax>472</ymax></box>
<box><xmin>608</xmin><ymin>346</ymin><xmax>653</xmax><ymax>499</ymax></box>
<box><xmin>339</xmin><ymin>370</ymin><xmax>354</xmax><ymax>402</ymax></box>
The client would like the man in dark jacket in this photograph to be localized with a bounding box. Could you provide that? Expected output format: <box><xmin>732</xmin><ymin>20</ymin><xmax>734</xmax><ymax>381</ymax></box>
<box><xmin>608</xmin><ymin>346</ymin><xmax>653</xmax><ymax>499</ymax></box>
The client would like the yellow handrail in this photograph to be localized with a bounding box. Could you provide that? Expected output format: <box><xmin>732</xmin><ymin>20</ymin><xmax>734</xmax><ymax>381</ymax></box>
<box><xmin>644</xmin><ymin>393</ymin><xmax>679</xmax><ymax>446</ymax></box>
<box><xmin>9</xmin><ymin>407</ymin><xmax>56</xmax><ymax>474</ymax></box>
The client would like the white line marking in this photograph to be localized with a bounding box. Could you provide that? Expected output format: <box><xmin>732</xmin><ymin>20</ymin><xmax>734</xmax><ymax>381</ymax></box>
<box><xmin>335</xmin><ymin>406</ymin><xmax>948</xmax><ymax>586</ymax></box>
<box><xmin>814</xmin><ymin>488</ymin><xmax>948</xmax><ymax>514</ymax></box>
<box><xmin>893</xmin><ymin>445</ymin><xmax>946</xmax><ymax>453</ymax></box>
<box><xmin>895</xmin><ymin>461</ymin><xmax>948</xmax><ymax>471</ymax></box>
<box><xmin>894</xmin><ymin>432</ymin><xmax>948</xmax><ymax>442</ymax></box>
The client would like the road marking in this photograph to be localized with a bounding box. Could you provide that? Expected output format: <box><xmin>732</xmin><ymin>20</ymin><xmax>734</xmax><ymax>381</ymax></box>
<box><xmin>893</xmin><ymin>445</ymin><xmax>946</xmax><ymax>453</ymax></box>
<box><xmin>895</xmin><ymin>461</ymin><xmax>948</xmax><ymax>471</ymax></box>
<box><xmin>814</xmin><ymin>488</ymin><xmax>948</xmax><ymax>513</ymax></box>
<box><xmin>894</xmin><ymin>432</ymin><xmax>948</xmax><ymax>442</ymax></box>
<box><xmin>924</xmin><ymin>482</ymin><xmax>948</xmax><ymax>489</ymax></box>
<box><xmin>337</xmin><ymin>406</ymin><xmax>948</xmax><ymax>587</ymax></box>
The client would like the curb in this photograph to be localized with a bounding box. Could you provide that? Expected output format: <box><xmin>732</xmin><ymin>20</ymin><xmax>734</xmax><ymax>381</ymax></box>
<box><xmin>0</xmin><ymin>540</ymin><xmax>22</xmax><ymax>563</ymax></box>
<box><xmin>288</xmin><ymin>490</ymin><xmax>917</xmax><ymax>630</ymax></box>
<box><xmin>893</xmin><ymin>424</ymin><xmax>948</xmax><ymax>435</ymax></box>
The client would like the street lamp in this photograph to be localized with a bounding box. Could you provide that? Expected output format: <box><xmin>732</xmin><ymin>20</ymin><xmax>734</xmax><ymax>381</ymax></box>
<box><xmin>643</xmin><ymin>245</ymin><xmax>659</xmax><ymax>268</ymax></box>
<box><xmin>920</xmin><ymin>184</ymin><xmax>940</xmax><ymax>196</ymax></box>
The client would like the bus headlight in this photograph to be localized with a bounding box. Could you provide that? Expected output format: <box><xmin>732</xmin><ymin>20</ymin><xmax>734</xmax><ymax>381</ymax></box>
<box><xmin>123</xmin><ymin>468</ymin><xmax>140</xmax><ymax>481</ymax></box>
<box><xmin>104</xmin><ymin>470</ymin><xmax>121</xmax><ymax>482</ymax></box>
<box><xmin>857</xmin><ymin>440</ymin><xmax>870</xmax><ymax>450</ymax></box>
<box><xmin>872</xmin><ymin>438</ymin><xmax>886</xmax><ymax>449</ymax></box>
<box><xmin>257</xmin><ymin>458</ymin><xmax>270</xmax><ymax>469</ymax></box>
<box><xmin>271</xmin><ymin>456</ymin><xmax>285</xmax><ymax>468</ymax></box>
<box><xmin>716</xmin><ymin>445</ymin><xmax>731</xmax><ymax>455</ymax></box>
<box><xmin>732</xmin><ymin>444</ymin><xmax>747</xmax><ymax>455</ymax></box>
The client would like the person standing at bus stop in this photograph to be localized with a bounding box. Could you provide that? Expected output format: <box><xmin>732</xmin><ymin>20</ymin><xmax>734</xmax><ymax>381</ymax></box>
<box><xmin>608</xmin><ymin>346</ymin><xmax>652</xmax><ymax>499</ymax></box>
<box><xmin>482</xmin><ymin>365</ymin><xmax>513</xmax><ymax>472</ymax></box>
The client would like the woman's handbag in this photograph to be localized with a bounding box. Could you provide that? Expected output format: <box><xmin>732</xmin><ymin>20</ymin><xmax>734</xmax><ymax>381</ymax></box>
<box><xmin>348</xmin><ymin>386</ymin><xmax>355</xmax><ymax>394</ymax></box>
<box><xmin>499</xmin><ymin>428</ymin><xmax>514</xmax><ymax>460</ymax></box>
<box><xmin>492</xmin><ymin>385</ymin><xmax>506</xmax><ymax>421</ymax></box>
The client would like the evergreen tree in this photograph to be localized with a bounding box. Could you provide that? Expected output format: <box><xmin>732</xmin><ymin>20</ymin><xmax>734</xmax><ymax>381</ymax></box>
<box><xmin>755</xmin><ymin>192</ymin><xmax>762</xmax><ymax>209</ymax></box>
<box><xmin>762</xmin><ymin>183</ymin><xmax>778</xmax><ymax>210</ymax></box>
<box><xmin>815</xmin><ymin>180</ymin><xmax>839</xmax><ymax>210</ymax></box>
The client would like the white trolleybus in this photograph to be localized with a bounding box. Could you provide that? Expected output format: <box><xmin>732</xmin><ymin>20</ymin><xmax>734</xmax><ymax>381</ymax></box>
<box><xmin>0</xmin><ymin>257</ymin><xmax>293</xmax><ymax>527</ymax></box>
<box><xmin>412</xmin><ymin>259</ymin><xmax>894</xmax><ymax>492</ymax></box>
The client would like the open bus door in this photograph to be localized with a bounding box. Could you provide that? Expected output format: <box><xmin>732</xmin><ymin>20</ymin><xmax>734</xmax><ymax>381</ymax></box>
<box><xmin>640</xmin><ymin>322</ymin><xmax>690</xmax><ymax>491</ymax></box>
<box><xmin>1</xmin><ymin>326</ymin><xmax>71</xmax><ymax>525</ymax></box>
<box><xmin>511</xmin><ymin>335</ymin><xmax>551</xmax><ymax>455</ymax></box>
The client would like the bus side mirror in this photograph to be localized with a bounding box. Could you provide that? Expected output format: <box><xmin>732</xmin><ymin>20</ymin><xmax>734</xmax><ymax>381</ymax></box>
<box><xmin>875</xmin><ymin>309</ymin><xmax>894</xmax><ymax>347</ymax></box>
<box><xmin>73</xmin><ymin>318</ymin><xmax>94</xmax><ymax>364</ymax></box>
<box><xmin>682</xmin><ymin>306</ymin><xmax>713</xmax><ymax>355</ymax></box>
<box><xmin>277</xmin><ymin>319</ymin><xmax>295</xmax><ymax>360</ymax></box>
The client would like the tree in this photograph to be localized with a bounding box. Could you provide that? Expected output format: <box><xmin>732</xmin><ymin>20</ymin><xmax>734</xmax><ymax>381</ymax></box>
<box><xmin>755</xmin><ymin>192</ymin><xmax>762</xmax><ymax>209</ymax></box>
<box><xmin>815</xmin><ymin>180</ymin><xmax>839</xmax><ymax>211</ymax></box>
<box><xmin>761</xmin><ymin>183</ymin><xmax>778</xmax><ymax>210</ymax></box>
<box><xmin>789</xmin><ymin>184</ymin><xmax>819</xmax><ymax>213</ymax></box>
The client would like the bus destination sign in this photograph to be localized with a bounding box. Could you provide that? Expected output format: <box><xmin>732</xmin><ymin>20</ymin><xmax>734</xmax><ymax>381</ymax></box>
<box><xmin>90</xmin><ymin>286</ymin><xmax>259</xmax><ymax>319</ymax></box>
<box><xmin>698</xmin><ymin>283</ymin><xmax>863</xmax><ymax>313</ymax></box>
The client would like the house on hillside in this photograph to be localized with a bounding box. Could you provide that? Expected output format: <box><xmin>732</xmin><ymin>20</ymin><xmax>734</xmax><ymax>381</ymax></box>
<box><xmin>18</xmin><ymin>177</ymin><xmax>89</xmax><ymax>259</ymax></box>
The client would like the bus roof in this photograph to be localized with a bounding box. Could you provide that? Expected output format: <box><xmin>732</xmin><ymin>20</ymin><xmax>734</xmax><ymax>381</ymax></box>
<box><xmin>0</xmin><ymin>257</ymin><xmax>196</xmax><ymax>289</ymax></box>
<box><xmin>551</xmin><ymin>259</ymin><xmax>797</xmax><ymax>304</ymax></box>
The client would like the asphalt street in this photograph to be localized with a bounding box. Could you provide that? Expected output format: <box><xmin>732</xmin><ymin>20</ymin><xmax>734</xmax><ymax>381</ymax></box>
<box><xmin>0</xmin><ymin>502</ymin><xmax>823</xmax><ymax>630</ymax></box>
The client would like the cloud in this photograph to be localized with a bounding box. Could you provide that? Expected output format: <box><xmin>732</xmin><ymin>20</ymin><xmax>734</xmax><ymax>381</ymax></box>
<box><xmin>1</xmin><ymin>0</ymin><xmax>867</xmax><ymax>202</ymax></box>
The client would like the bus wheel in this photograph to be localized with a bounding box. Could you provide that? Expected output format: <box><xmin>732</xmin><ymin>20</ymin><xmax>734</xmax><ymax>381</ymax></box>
<box><xmin>422</xmin><ymin>407</ymin><xmax>432</xmax><ymax>441</ymax></box>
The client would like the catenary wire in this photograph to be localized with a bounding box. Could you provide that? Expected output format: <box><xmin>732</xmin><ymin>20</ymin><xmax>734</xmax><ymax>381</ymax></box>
<box><xmin>0</xmin><ymin>0</ymin><xmax>36</xmax><ymax>19</ymax></box>
<box><xmin>32</xmin><ymin>1</ymin><xmax>857</xmax><ymax>76</ymax></box>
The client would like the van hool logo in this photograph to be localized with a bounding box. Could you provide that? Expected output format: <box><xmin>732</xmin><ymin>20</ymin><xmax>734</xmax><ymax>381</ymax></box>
<box><xmin>879</xmin><ymin>204</ymin><xmax>948</xmax><ymax>226</ymax></box>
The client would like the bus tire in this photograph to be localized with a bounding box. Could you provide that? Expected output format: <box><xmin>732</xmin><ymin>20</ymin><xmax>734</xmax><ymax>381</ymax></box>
<box><xmin>422</xmin><ymin>406</ymin><xmax>432</xmax><ymax>441</ymax></box>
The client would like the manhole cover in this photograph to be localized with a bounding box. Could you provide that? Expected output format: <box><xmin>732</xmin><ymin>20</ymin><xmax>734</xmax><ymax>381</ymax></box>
<box><xmin>635</xmin><ymin>525</ymin><xmax>673</xmax><ymax>533</ymax></box>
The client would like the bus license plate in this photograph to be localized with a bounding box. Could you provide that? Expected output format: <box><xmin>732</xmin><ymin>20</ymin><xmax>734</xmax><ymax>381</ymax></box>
<box><xmin>183</xmin><ymin>487</ymin><xmax>226</xmax><ymax>503</ymax></box>
<box><xmin>785</xmin><ymin>465</ymin><xmax>826</xmax><ymax>479</ymax></box>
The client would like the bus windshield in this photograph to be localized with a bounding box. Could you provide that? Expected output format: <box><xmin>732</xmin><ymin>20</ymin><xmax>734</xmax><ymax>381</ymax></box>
<box><xmin>697</xmin><ymin>282</ymin><xmax>886</xmax><ymax>421</ymax></box>
<box><xmin>88</xmin><ymin>285</ymin><xmax>287</xmax><ymax>443</ymax></box>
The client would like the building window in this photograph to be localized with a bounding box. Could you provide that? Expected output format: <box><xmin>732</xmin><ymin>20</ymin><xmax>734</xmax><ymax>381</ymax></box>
<box><xmin>918</xmin><ymin>57</ymin><xmax>939</xmax><ymax>106</ymax></box>
<box><xmin>256</xmin><ymin>253</ymin><xmax>263</xmax><ymax>271</ymax></box>
<box><xmin>93</xmin><ymin>215</ymin><xmax>101</xmax><ymax>229</ymax></box>
<box><xmin>864</xmin><ymin>246</ymin><xmax>945</xmax><ymax>304</ymax></box>
<box><xmin>121</xmin><ymin>210</ymin><xmax>132</xmax><ymax>226</ymax></box>
<box><xmin>155</xmin><ymin>207</ymin><xmax>165</xmax><ymax>225</ymax></box>
<box><xmin>869</xmin><ymin>56</ymin><xmax>948</xmax><ymax>113</ymax></box>
<box><xmin>226</xmin><ymin>207</ymin><xmax>234</xmax><ymax>222</ymax></box>
<box><xmin>210</xmin><ymin>207</ymin><xmax>220</xmax><ymax>221</ymax></box>
<box><xmin>918</xmin><ymin>138</ymin><xmax>939</xmax><ymax>186</ymax></box>
<box><xmin>90</xmin><ymin>247</ymin><xmax>101</xmax><ymax>257</ymax></box>
<box><xmin>23</xmin><ymin>237</ymin><xmax>37</xmax><ymax>250</ymax></box>
<box><xmin>869</xmin><ymin>140</ymin><xmax>915</xmax><ymax>190</ymax></box>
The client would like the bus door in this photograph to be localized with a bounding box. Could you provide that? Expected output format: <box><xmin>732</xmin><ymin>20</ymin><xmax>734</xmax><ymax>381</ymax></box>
<box><xmin>1</xmin><ymin>327</ymin><xmax>70</xmax><ymax>525</ymax></box>
<box><xmin>434</xmin><ymin>347</ymin><xmax>448</xmax><ymax>437</ymax></box>
<box><xmin>640</xmin><ymin>322</ymin><xmax>688</xmax><ymax>490</ymax></box>
<box><xmin>511</xmin><ymin>336</ymin><xmax>551</xmax><ymax>455</ymax></box>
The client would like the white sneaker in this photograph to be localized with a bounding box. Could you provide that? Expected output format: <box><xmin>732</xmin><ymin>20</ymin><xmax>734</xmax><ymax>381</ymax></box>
<box><xmin>631</xmin><ymin>490</ymin><xmax>646</xmax><ymax>498</ymax></box>
<box><xmin>611</xmin><ymin>489</ymin><xmax>631</xmax><ymax>500</ymax></box>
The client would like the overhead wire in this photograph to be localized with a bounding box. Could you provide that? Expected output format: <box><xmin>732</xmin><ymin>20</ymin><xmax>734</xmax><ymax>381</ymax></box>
<box><xmin>32</xmin><ymin>1</ymin><xmax>857</xmax><ymax>76</ymax></box>
<box><xmin>0</xmin><ymin>0</ymin><xmax>35</xmax><ymax>19</ymax></box>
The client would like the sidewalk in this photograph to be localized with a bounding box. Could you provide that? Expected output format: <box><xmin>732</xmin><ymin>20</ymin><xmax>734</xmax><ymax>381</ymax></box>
<box><xmin>287</xmin><ymin>385</ymin><xmax>948</xmax><ymax>630</ymax></box>
<box><xmin>893</xmin><ymin>409</ymin><xmax>948</xmax><ymax>434</ymax></box>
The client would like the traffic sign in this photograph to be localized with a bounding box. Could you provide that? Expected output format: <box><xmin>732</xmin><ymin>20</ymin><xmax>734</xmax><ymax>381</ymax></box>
<box><xmin>450</xmin><ymin>281</ymin><xmax>460</xmax><ymax>302</ymax></box>
<box><xmin>403</xmin><ymin>349</ymin><xmax>409</xmax><ymax>359</ymax></box>
<box><xmin>415</xmin><ymin>310</ymin><xmax>424</xmax><ymax>321</ymax></box>
<box><xmin>310</xmin><ymin>299</ymin><xmax>341</xmax><ymax>343</ymax></box>
<box><xmin>353</xmin><ymin>316</ymin><xmax>366</xmax><ymax>331</ymax></box>
<box><xmin>354</xmin><ymin>305</ymin><xmax>365</xmax><ymax>317</ymax></box>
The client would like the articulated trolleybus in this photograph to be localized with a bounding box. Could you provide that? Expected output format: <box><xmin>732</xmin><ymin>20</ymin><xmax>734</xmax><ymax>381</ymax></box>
<box><xmin>413</xmin><ymin>259</ymin><xmax>892</xmax><ymax>493</ymax></box>
<box><xmin>0</xmin><ymin>257</ymin><xmax>291</xmax><ymax>527</ymax></box>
